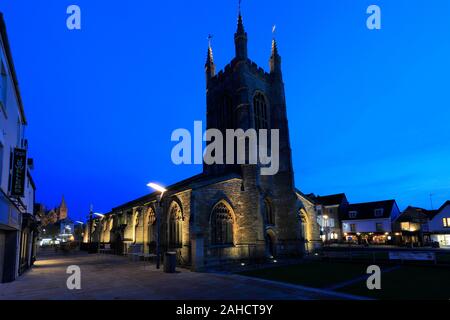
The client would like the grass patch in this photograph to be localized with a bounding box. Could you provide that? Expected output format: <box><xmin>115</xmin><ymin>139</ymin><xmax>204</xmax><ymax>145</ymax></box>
<box><xmin>240</xmin><ymin>261</ymin><xmax>450</xmax><ymax>300</ymax></box>
<box><xmin>337</xmin><ymin>265</ymin><xmax>450</xmax><ymax>300</ymax></box>
<box><xmin>240</xmin><ymin>261</ymin><xmax>367</xmax><ymax>289</ymax></box>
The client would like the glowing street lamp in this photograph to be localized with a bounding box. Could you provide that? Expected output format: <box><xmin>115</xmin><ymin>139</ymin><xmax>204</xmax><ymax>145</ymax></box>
<box><xmin>147</xmin><ymin>183</ymin><xmax>167</xmax><ymax>194</ymax></box>
<box><xmin>147</xmin><ymin>182</ymin><xmax>166</xmax><ymax>269</ymax></box>
<box><xmin>93</xmin><ymin>212</ymin><xmax>105</xmax><ymax>218</ymax></box>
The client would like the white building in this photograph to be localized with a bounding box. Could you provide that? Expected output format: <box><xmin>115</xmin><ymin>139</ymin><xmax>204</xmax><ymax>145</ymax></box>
<box><xmin>0</xmin><ymin>13</ymin><xmax>36</xmax><ymax>283</ymax></box>
<box><xmin>341</xmin><ymin>200</ymin><xmax>400</xmax><ymax>244</ymax></box>
<box><xmin>428</xmin><ymin>201</ymin><xmax>450</xmax><ymax>247</ymax></box>
<box><xmin>312</xmin><ymin>193</ymin><xmax>349</xmax><ymax>242</ymax></box>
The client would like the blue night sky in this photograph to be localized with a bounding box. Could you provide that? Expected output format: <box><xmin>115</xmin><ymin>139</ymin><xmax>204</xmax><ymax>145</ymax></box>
<box><xmin>0</xmin><ymin>0</ymin><xmax>449</xmax><ymax>222</ymax></box>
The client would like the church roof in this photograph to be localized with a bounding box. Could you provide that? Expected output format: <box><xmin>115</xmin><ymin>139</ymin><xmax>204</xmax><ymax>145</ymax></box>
<box><xmin>112</xmin><ymin>172</ymin><xmax>242</xmax><ymax>212</ymax></box>
<box><xmin>313</xmin><ymin>193</ymin><xmax>348</xmax><ymax>206</ymax></box>
<box><xmin>342</xmin><ymin>200</ymin><xmax>397</xmax><ymax>220</ymax></box>
<box><xmin>60</xmin><ymin>195</ymin><xmax>67</xmax><ymax>208</ymax></box>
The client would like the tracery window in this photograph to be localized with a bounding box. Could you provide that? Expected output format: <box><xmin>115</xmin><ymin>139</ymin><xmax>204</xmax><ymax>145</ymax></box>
<box><xmin>147</xmin><ymin>207</ymin><xmax>156</xmax><ymax>243</ymax></box>
<box><xmin>168</xmin><ymin>202</ymin><xmax>183</xmax><ymax>248</ymax></box>
<box><xmin>211</xmin><ymin>202</ymin><xmax>234</xmax><ymax>245</ymax></box>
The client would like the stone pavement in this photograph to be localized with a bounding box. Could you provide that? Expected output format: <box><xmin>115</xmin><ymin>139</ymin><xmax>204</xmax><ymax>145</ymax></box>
<box><xmin>0</xmin><ymin>252</ymin><xmax>363</xmax><ymax>300</ymax></box>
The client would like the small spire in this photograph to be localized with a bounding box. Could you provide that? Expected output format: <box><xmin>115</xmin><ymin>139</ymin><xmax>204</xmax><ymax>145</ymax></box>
<box><xmin>205</xmin><ymin>34</ymin><xmax>216</xmax><ymax>84</ymax></box>
<box><xmin>270</xmin><ymin>25</ymin><xmax>282</xmax><ymax>75</ymax></box>
<box><xmin>234</xmin><ymin>0</ymin><xmax>248</xmax><ymax>60</ymax></box>
<box><xmin>237</xmin><ymin>12</ymin><xmax>245</xmax><ymax>35</ymax></box>
<box><xmin>271</xmin><ymin>25</ymin><xmax>279</xmax><ymax>56</ymax></box>
<box><xmin>271</xmin><ymin>38</ymin><xmax>279</xmax><ymax>57</ymax></box>
<box><xmin>60</xmin><ymin>195</ymin><xmax>67</xmax><ymax>208</ymax></box>
<box><xmin>208</xmin><ymin>34</ymin><xmax>213</xmax><ymax>49</ymax></box>
<box><xmin>236</xmin><ymin>0</ymin><xmax>245</xmax><ymax>35</ymax></box>
<box><xmin>206</xmin><ymin>34</ymin><xmax>214</xmax><ymax>65</ymax></box>
<box><xmin>206</xmin><ymin>46</ymin><xmax>214</xmax><ymax>64</ymax></box>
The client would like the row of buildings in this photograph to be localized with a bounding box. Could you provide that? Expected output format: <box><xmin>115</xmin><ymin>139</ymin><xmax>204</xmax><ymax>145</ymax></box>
<box><xmin>0</xmin><ymin>13</ymin><xmax>38</xmax><ymax>283</ymax></box>
<box><xmin>312</xmin><ymin>193</ymin><xmax>450</xmax><ymax>247</ymax></box>
<box><xmin>36</xmin><ymin>196</ymin><xmax>77</xmax><ymax>245</ymax></box>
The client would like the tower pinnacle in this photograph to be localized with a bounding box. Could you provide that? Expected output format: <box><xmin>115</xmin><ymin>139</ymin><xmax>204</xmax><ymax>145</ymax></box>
<box><xmin>234</xmin><ymin>1</ymin><xmax>248</xmax><ymax>60</ymax></box>
<box><xmin>205</xmin><ymin>34</ymin><xmax>216</xmax><ymax>85</ymax></box>
<box><xmin>270</xmin><ymin>26</ymin><xmax>282</xmax><ymax>76</ymax></box>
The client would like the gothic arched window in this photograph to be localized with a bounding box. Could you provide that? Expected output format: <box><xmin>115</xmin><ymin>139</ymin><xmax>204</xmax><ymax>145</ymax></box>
<box><xmin>253</xmin><ymin>93</ymin><xmax>268</xmax><ymax>130</ymax></box>
<box><xmin>147</xmin><ymin>207</ymin><xmax>156</xmax><ymax>244</ymax></box>
<box><xmin>134</xmin><ymin>211</ymin><xmax>140</xmax><ymax>243</ymax></box>
<box><xmin>211</xmin><ymin>202</ymin><xmax>234</xmax><ymax>245</ymax></box>
<box><xmin>168</xmin><ymin>202</ymin><xmax>183</xmax><ymax>248</ymax></box>
<box><xmin>265</xmin><ymin>199</ymin><xmax>275</xmax><ymax>225</ymax></box>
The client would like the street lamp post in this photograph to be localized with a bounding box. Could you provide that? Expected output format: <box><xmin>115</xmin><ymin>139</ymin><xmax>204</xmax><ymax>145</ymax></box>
<box><xmin>75</xmin><ymin>221</ymin><xmax>82</xmax><ymax>239</ymax></box>
<box><xmin>156</xmin><ymin>203</ymin><xmax>161</xmax><ymax>269</ymax></box>
<box><xmin>93</xmin><ymin>213</ymin><xmax>105</xmax><ymax>253</ymax></box>
<box><xmin>323</xmin><ymin>215</ymin><xmax>329</xmax><ymax>244</ymax></box>
<box><xmin>88</xmin><ymin>205</ymin><xmax>93</xmax><ymax>246</ymax></box>
<box><xmin>147</xmin><ymin>183</ymin><xmax>167</xmax><ymax>270</ymax></box>
<box><xmin>142</xmin><ymin>207</ymin><xmax>145</xmax><ymax>256</ymax></box>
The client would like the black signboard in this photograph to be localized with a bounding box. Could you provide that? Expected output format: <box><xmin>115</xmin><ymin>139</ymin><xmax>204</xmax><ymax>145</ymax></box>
<box><xmin>11</xmin><ymin>148</ymin><xmax>27</xmax><ymax>197</ymax></box>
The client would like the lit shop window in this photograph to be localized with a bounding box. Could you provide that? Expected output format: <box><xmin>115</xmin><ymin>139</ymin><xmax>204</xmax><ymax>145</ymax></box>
<box><xmin>443</xmin><ymin>218</ymin><xmax>450</xmax><ymax>228</ymax></box>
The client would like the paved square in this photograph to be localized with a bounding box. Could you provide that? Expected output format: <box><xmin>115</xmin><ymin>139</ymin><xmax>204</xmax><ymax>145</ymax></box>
<box><xmin>0</xmin><ymin>252</ymin><xmax>359</xmax><ymax>300</ymax></box>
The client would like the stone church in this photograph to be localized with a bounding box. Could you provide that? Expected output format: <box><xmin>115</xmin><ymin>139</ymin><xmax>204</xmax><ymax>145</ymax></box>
<box><xmin>87</xmin><ymin>11</ymin><xmax>321</xmax><ymax>270</ymax></box>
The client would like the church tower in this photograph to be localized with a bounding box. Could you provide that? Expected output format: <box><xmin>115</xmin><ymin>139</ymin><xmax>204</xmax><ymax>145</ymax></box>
<box><xmin>57</xmin><ymin>195</ymin><xmax>68</xmax><ymax>220</ymax></box>
<box><xmin>203</xmin><ymin>11</ymin><xmax>295</xmax><ymax>189</ymax></box>
<box><xmin>202</xmin><ymin>10</ymin><xmax>300</xmax><ymax>258</ymax></box>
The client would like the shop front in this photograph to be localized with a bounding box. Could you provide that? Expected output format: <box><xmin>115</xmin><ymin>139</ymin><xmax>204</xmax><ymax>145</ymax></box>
<box><xmin>431</xmin><ymin>234</ymin><xmax>450</xmax><ymax>247</ymax></box>
<box><xmin>344</xmin><ymin>232</ymin><xmax>393</xmax><ymax>245</ymax></box>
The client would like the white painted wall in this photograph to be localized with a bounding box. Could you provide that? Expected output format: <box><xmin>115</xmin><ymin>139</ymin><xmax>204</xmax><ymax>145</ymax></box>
<box><xmin>0</xmin><ymin>25</ymin><xmax>34</xmax><ymax>283</ymax></box>
<box><xmin>342</xmin><ymin>218</ymin><xmax>392</xmax><ymax>233</ymax></box>
<box><xmin>0</xmin><ymin>42</ymin><xmax>25</xmax><ymax>195</ymax></box>
<box><xmin>0</xmin><ymin>33</ymin><xmax>34</xmax><ymax>216</ymax></box>
<box><xmin>429</xmin><ymin>204</ymin><xmax>450</xmax><ymax>233</ymax></box>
